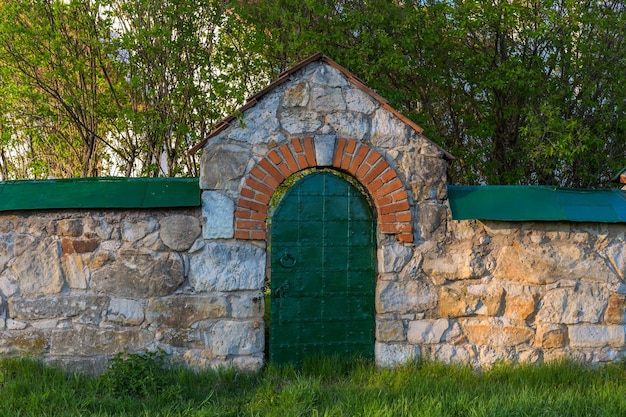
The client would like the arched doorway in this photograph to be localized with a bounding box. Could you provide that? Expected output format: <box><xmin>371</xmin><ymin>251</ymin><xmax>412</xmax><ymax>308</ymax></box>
<box><xmin>268</xmin><ymin>171</ymin><xmax>376</xmax><ymax>364</ymax></box>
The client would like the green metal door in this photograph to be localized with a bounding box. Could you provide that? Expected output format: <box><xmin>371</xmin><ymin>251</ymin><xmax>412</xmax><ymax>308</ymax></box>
<box><xmin>269</xmin><ymin>171</ymin><xmax>376</xmax><ymax>365</ymax></box>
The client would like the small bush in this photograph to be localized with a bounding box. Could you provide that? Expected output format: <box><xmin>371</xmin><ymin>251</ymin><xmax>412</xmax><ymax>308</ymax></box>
<box><xmin>99</xmin><ymin>349</ymin><xmax>172</xmax><ymax>399</ymax></box>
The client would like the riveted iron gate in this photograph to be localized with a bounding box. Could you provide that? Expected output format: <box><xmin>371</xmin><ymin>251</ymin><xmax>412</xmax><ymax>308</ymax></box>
<box><xmin>269</xmin><ymin>171</ymin><xmax>376</xmax><ymax>365</ymax></box>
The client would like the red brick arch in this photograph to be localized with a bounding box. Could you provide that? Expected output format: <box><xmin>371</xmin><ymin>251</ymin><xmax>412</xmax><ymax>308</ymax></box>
<box><xmin>235</xmin><ymin>137</ymin><xmax>413</xmax><ymax>243</ymax></box>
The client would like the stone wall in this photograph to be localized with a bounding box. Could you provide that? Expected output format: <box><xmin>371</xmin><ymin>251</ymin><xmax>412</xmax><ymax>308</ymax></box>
<box><xmin>376</xmin><ymin>219</ymin><xmax>626</xmax><ymax>367</ymax></box>
<box><xmin>0</xmin><ymin>208</ymin><xmax>265</xmax><ymax>373</ymax></box>
<box><xmin>1</xmin><ymin>55</ymin><xmax>624</xmax><ymax>372</ymax></box>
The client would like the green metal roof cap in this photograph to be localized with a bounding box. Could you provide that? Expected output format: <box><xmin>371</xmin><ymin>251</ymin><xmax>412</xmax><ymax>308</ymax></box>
<box><xmin>448</xmin><ymin>185</ymin><xmax>626</xmax><ymax>223</ymax></box>
<box><xmin>0</xmin><ymin>177</ymin><xmax>200</xmax><ymax>211</ymax></box>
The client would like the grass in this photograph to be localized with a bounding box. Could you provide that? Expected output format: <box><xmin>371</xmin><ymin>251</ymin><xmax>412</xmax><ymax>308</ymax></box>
<box><xmin>0</xmin><ymin>353</ymin><xmax>624</xmax><ymax>416</ymax></box>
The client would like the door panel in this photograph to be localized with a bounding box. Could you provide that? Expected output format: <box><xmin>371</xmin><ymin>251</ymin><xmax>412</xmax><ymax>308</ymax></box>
<box><xmin>269</xmin><ymin>171</ymin><xmax>376</xmax><ymax>365</ymax></box>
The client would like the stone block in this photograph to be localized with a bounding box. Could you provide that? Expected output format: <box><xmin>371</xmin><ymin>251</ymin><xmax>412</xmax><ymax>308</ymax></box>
<box><xmin>407</xmin><ymin>319</ymin><xmax>458</xmax><ymax>344</ymax></box>
<box><xmin>281</xmin><ymin>109</ymin><xmax>323</xmax><ymax>134</ymax></box>
<box><xmin>49</xmin><ymin>326</ymin><xmax>153</xmax><ymax>356</ymax></box>
<box><xmin>0</xmin><ymin>270</ymin><xmax>18</xmax><ymax>297</ymax></box>
<box><xmin>200</xmin><ymin>144</ymin><xmax>250</xmax><ymax>192</ymax></box>
<box><xmin>210</xmin><ymin>319</ymin><xmax>264</xmax><ymax>356</ymax></box>
<box><xmin>145</xmin><ymin>295</ymin><xmax>228</xmax><ymax>327</ymax></box>
<box><xmin>229</xmin><ymin>292</ymin><xmax>264</xmax><ymax>319</ymax></box>
<box><xmin>604</xmin><ymin>294</ymin><xmax>626</xmax><ymax>324</ymax></box>
<box><xmin>11</xmin><ymin>240</ymin><xmax>64</xmax><ymax>295</ymax></box>
<box><xmin>160</xmin><ymin>215</ymin><xmax>201</xmax><ymax>251</ymax></box>
<box><xmin>283</xmin><ymin>80</ymin><xmax>310</xmax><ymax>107</ymax></box>
<box><xmin>313</xmin><ymin>135</ymin><xmax>336</xmax><ymax>166</ymax></box>
<box><xmin>493</xmin><ymin>241</ymin><xmax>613</xmax><ymax>285</ymax></box>
<box><xmin>376</xmin><ymin>320</ymin><xmax>405</xmax><ymax>342</ymax></box>
<box><xmin>122</xmin><ymin>221</ymin><xmax>147</xmax><ymax>242</ymax></box>
<box><xmin>9</xmin><ymin>295</ymin><xmax>106</xmax><ymax>323</ymax></box>
<box><xmin>189</xmin><ymin>242</ymin><xmax>265</xmax><ymax>292</ymax></box>
<box><xmin>536</xmin><ymin>323</ymin><xmax>568</xmax><ymax>349</ymax></box>
<box><xmin>345</xmin><ymin>88</ymin><xmax>378</xmax><ymax>114</ymax></box>
<box><xmin>56</xmin><ymin>219</ymin><xmax>83</xmax><ymax>237</ymax></box>
<box><xmin>0</xmin><ymin>330</ymin><xmax>47</xmax><ymax>355</ymax></box>
<box><xmin>536</xmin><ymin>283</ymin><xmax>609</xmax><ymax>324</ymax></box>
<box><xmin>91</xmin><ymin>250</ymin><xmax>184</xmax><ymax>297</ymax></box>
<box><xmin>229</xmin><ymin>94</ymin><xmax>282</xmax><ymax>145</ymax></box>
<box><xmin>371</xmin><ymin>108</ymin><xmax>409</xmax><ymax>148</ymax></box>
<box><xmin>439</xmin><ymin>282</ymin><xmax>504</xmax><ymax>318</ymax></box>
<box><xmin>376</xmin><ymin>280</ymin><xmax>437</xmax><ymax>314</ymax></box>
<box><xmin>415</xmin><ymin>202</ymin><xmax>447</xmax><ymax>242</ymax></box>
<box><xmin>201</xmin><ymin>192</ymin><xmax>234</xmax><ymax>239</ymax></box>
<box><xmin>324</xmin><ymin>111</ymin><xmax>370</xmax><ymax>140</ymax></box>
<box><xmin>605</xmin><ymin>240</ymin><xmax>626</xmax><ymax>280</ymax></box>
<box><xmin>431</xmin><ymin>344</ymin><xmax>477</xmax><ymax>364</ymax></box>
<box><xmin>311</xmin><ymin>86</ymin><xmax>346</xmax><ymax>111</ymax></box>
<box><xmin>461</xmin><ymin>318</ymin><xmax>534</xmax><ymax>347</ymax></box>
<box><xmin>375</xmin><ymin>342</ymin><xmax>420</xmax><ymax>367</ymax></box>
<box><xmin>310</xmin><ymin>62</ymin><xmax>349</xmax><ymax>88</ymax></box>
<box><xmin>108</xmin><ymin>298</ymin><xmax>145</xmax><ymax>326</ymax></box>
<box><xmin>61</xmin><ymin>238</ymin><xmax>99</xmax><ymax>254</ymax></box>
<box><xmin>61</xmin><ymin>254</ymin><xmax>88</xmax><ymax>289</ymax></box>
<box><xmin>378</xmin><ymin>242</ymin><xmax>413</xmax><ymax>273</ymax></box>
<box><xmin>568</xmin><ymin>325</ymin><xmax>625</xmax><ymax>348</ymax></box>
<box><xmin>502</xmin><ymin>284</ymin><xmax>539</xmax><ymax>321</ymax></box>
<box><xmin>422</xmin><ymin>243</ymin><xmax>484</xmax><ymax>282</ymax></box>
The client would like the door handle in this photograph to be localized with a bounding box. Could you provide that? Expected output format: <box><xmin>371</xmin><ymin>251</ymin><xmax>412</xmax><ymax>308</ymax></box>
<box><xmin>279</xmin><ymin>253</ymin><xmax>297</xmax><ymax>268</ymax></box>
<box><xmin>273</xmin><ymin>281</ymin><xmax>290</xmax><ymax>298</ymax></box>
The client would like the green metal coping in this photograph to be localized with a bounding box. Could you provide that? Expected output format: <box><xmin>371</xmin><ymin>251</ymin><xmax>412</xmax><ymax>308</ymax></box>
<box><xmin>0</xmin><ymin>177</ymin><xmax>200</xmax><ymax>211</ymax></box>
<box><xmin>448</xmin><ymin>185</ymin><xmax>626</xmax><ymax>223</ymax></box>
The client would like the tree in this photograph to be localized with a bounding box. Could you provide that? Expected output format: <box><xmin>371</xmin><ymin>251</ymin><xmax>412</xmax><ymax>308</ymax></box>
<box><xmin>236</xmin><ymin>0</ymin><xmax>626</xmax><ymax>187</ymax></box>
<box><xmin>100</xmin><ymin>0</ymin><xmax>268</xmax><ymax>177</ymax></box>
<box><xmin>0</xmin><ymin>0</ymin><xmax>122</xmax><ymax>178</ymax></box>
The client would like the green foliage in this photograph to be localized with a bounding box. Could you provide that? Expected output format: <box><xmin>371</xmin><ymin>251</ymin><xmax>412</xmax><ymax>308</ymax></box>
<box><xmin>99</xmin><ymin>349</ymin><xmax>173</xmax><ymax>399</ymax></box>
<box><xmin>0</xmin><ymin>355</ymin><xmax>625</xmax><ymax>416</ymax></box>
<box><xmin>237</xmin><ymin>0</ymin><xmax>626</xmax><ymax>187</ymax></box>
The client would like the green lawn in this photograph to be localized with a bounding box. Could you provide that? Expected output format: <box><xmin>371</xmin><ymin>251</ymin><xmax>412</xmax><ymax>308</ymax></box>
<box><xmin>1</xmin><ymin>353</ymin><xmax>624</xmax><ymax>416</ymax></box>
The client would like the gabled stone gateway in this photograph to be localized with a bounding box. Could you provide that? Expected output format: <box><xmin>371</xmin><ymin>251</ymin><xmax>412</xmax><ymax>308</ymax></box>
<box><xmin>0</xmin><ymin>54</ymin><xmax>624</xmax><ymax>372</ymax></box>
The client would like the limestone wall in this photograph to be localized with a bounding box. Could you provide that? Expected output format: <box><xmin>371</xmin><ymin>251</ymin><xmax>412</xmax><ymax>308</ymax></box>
<box><xmin>0</xmin><ymin>208</ymin><xmax>264</xmax><ymax>373</ymax></box>
<box><xmin>376</xmin><ymin>219</ymin><xmax>626</xmax><ymax>367</ymax></box>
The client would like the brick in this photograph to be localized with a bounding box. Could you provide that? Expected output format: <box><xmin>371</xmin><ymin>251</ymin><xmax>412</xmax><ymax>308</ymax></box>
<box><xmin>341</xmin><ymin>153</ymin><xmax>353</xmax><ymax>171</ymax></box>
<box><xmin>240</xmin><ymin>187</ymin><xmax>255</xmax><ymax>199</ymax></box>
<box><xmin>380</xmin><ymin>214</ymin><xmax>396</xmax><ymax>223</ymax></box>
<box><xmin>303</xmin><ymin>137</ymin><xmax>316</xmax><ymax>166</ymax></box>
<box><xmin>380</xmin><ymin>223</ymin><xmax>412</xmax><ymax>234</ymax></box>
<box><xmin>268</xmin><ymin>150</ymin><xmax>282</xmax><ymax>165</ymax></box>
<box><xmin>259</xmin><ymin>158</ymin><xmax>286</xmax><ymax>183</ymax></box>
<box><xmin>381</xmin><ymin>169</ymin><xmax>397</xmax><ymax>182</ymax></box>
<box><xmin>279</xmin><ymin>143</ymin><xmax>299</xmax><ymax>173</ymax></box>
<box><xmin>362</xmin><ymin>160</ymin><xmax>388</xmax><ymax>185</ymax></box>
<box><xmin>296</xmin><ymin>154</ymin><xmax>308</xmax><ymax>169</ymax></box>
<box><xmin>250</xmin><ymin>166</ymin><xmax>266</xmax><ymax>181</ymax></box>
<box><xmin>349</xmin><ymin>145</ymin><xmax>370</xmax><ymax>174</ymax></box>
<box><xmin>250</xmin><ymin>230</ymin><xmax>266</xmax><ymax>240</ymax></box>
<box><xmin>374</xmin><ymin>179</ymin><xmax>404</xmax><ymax>199</ymax></box>
<box><xmin>379</xmin><ymin>201</ymin><xmax>410</xmax><ymax>215</ymax></box>
<box><xmin>367</xmin><ymin>178</ymin><xmax>386</xmax><ymax>194</ymax></box>
<box><xmin>396</xmin><ymin>211</ymin><xmax>412</xmax><ymax>222</ymax></box>
<box><xmin>366</xmin><ymin>149</ymin><xmax>383</xmax><ymax>165</ymax></box>
<box><xmin>237</xmin><ymin>198</ymin><xmax>268</xmax><ymax>213</ymax></box>
<box><xmin>235</xmin><ymin>208</ymin><xmax>252</xmax><ymax>219</ymax></box>
<box><xmin>391</xmin><ymin>190</ymin><xmax>409</xmax><ymax>203</ymax></box>
<box><xmin>345</xmin><ymin>138</ymin><xmax>357</xmax><ymax>153</ymax></box>
<box><xmin>277</xmin><ymin>162</ymin><xmax>291</xmax><ymax>177</ymax></box>
<box><xmin>245</xmin><ymin>177</ymin><xmax>275</xmax><ymax>196</ymax></box>
<box><xmin>251</xmin><ymin>211</ymin><xmax>267</xmax><ymax>221</ymax></box>
<box><xmin>398</xmin><ymin>233</ymin><xmax>414</xmax><ymax>243</ymax></box>
<box><xmin>377</xmin><ymin>195</ymin><xmax>393</xmax><ymax>207</ymax></box>
<box><xmin>255</xmin><ymin>192</ymin><xmax>271</xmax><ymax>204</ymax></box>
<box><xmin>264</xmin><ymin>174</ymin><xmax>281</xmax><ymax>189</ymax></box>
<box><xmin>291</xmin><ymin>137</ymin><xmax>304</xmax><ymax>153</ymax></box>
<box><xmin>333</xmin><ymin>138</ymin><xmax>347</xmax><ymax>167</ymax></box>
<box><xmin>234</xmin><ymin>230</ymin><xmax>251</xmax><ymax>240</ymax></box>
<box><xmin>236</xmin><ymin>220</ymin><xmax>266</xmax><ymax>231</ymax></box>
<box><xmin>355</xmin><ymin>160</ymin><xmax>372</xmax><ymax>178</ymax></box>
